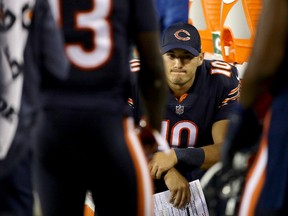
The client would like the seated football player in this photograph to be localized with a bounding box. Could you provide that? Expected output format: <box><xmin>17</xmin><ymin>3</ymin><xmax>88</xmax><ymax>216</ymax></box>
<box><xmin>129</xmin><ymin>22</ymin><xmax>240</xmax><ymax>209</ymax></box>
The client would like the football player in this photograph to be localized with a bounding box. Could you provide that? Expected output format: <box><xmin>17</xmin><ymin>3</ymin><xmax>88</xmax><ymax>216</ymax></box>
<box><xmin>131</xmin><ymin>23</ymin><xmax>240</xmax><ymax>209</ymax></box>
<box><xmin>0</xmin><ymin>0</ymin><xmax>68</xmax><ymax>215</ymax></box>
<box><xmin>33</xmin><ymin>0</ymin><xmax>167</xmax><ymax>216</ymax></box>
<box><xmin>224</xmin><ymin>0</ymin><xmax>288</xmax><ymax>215</ymax></box>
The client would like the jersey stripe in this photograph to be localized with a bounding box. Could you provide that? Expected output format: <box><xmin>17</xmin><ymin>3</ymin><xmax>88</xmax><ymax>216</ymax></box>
<box><xmin>123</xmin><ymin>117</ymin><xmax>154</xmax><ymax>216</ymax></box>
<box><xmin>238</xmin><ymin>110</ymin><xmax>271</xmax><ymax>216</ymax></box>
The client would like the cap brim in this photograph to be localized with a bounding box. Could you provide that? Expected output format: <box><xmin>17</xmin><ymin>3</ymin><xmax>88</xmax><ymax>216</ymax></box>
<box><xmin>161</xmin><ymin>44</ymin><xmax>200</xmax><ymax>56</ymax></box>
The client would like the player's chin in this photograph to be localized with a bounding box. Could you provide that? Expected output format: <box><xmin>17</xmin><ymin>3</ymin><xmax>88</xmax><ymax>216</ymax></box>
<box><xmin>171</xmin><ymin>78</ymin><xmax>187</xmax><ymax>86</ymax></box>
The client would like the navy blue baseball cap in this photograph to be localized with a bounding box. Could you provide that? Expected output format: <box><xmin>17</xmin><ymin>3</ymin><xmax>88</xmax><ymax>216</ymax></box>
<box><xmin>161</xmin><ymin>22</ymin><xmax>201</xmax><ymax>56</ymax></box>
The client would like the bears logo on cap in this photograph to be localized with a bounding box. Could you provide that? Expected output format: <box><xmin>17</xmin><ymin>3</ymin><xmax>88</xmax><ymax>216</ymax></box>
<box><xmin>161</xmin><ymin>22</ymin><xmax>201</xmax><ymax>56</ymax></box>
<box><xmin>174</xmin><ymin>29</ymin><xmax>191</xmax><ymax>41</ymax></box>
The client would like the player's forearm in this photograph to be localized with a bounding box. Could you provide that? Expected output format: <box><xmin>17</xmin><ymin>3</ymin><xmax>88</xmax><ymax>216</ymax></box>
<box><xmin>139</xmin><ymin>79</ymin><xmax>167</xmax><ymax>131</ymax></box>
<box><xmin>201</xmin><ymin>143</ymin><xmax>221</xmax><ymax>169</ymax></box>
<box><xmin>139</xmin><ymin>53</ymin><xmax>168</xmax><ymax>129</ymax></box>
<box><xmin>136</xmin><ymin>32</ymin><xmax>168</xmax><ymax>131</ymax></box>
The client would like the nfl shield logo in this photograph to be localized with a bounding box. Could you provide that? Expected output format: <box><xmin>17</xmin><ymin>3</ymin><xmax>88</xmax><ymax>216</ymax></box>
<box><xmin>175</xmin><ymin>105</ymin><xmax>184</xmax><ymax>115</ymax></box>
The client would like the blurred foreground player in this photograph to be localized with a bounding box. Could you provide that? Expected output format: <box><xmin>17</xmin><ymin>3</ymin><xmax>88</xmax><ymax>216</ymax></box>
<box><xmin>203</xmin><ymin>0</ymin><xmax>288</xmax><ymax>215</ymax></box>
<box><xmin>0</xmin><ymin>0</ymin><xmax>68</xmax><ymax>215</ymax></box>
<box><xmin>0</xmin><ymin>1</ymin><xmax>35</xmax><ymax>215</ymax></box>
<box><xmin>34</xmin><ymin>0</ymin><xmax>167</xmax><ymax>216</ymax></box>
<box><xmin>236</xmin><ymin>0</ymin><xmax>288</xmax><ymax>215</ymax></box>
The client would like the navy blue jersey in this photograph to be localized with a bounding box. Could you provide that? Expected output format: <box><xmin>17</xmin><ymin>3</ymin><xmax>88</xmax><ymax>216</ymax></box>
<box><xmin>162</xmin><ymin>59</ymin><xmax>240</xmax><ymax>148</ymax></box>
<box><xmin>43</xmin><ymin>0</ymin><xmax>159</xmax><ymax>112</ymax></box>
<box><xmin>32</xmin><ymin>1</ymin><xmax>161</xmax><ymax>215</ymax></box>
<box><xmin>129</xmin><ymin>58</ymin><xmax>240</xmax><ymax>148</ymax></box>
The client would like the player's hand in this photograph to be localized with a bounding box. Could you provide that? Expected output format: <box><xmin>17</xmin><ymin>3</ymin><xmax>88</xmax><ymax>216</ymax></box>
<box><xmin>164</xmin><ymin>168</ymin><xmax>191</xmax><ymax>209</ymax></box>
<box><xmin>137</xmin><ymin>124</ymin><xmax>159</xmax><ymax>161</ymax></box>
<box><xmin>148</xmin><ymin>149</ymin><xmax>177</xmax><ymax>179</ymax></box>
<box><xmin>137</xmin><ymin>120</ymin><xmax>170</xmax><ymax>161</ymax></box>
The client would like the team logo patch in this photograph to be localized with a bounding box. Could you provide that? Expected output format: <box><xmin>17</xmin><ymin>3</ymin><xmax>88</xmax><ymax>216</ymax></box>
<box><xmin>174</xmin><ymin>29</ymin><xmax>190</xmax><ymax>41</ymax></box>
<box><xmin>175</xmin><ymin>105</ymin><xmax>184</xmax><ymax>115</ymax></box>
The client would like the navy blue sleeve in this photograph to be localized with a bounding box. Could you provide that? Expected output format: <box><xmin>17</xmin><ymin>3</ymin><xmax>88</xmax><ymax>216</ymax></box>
<box><xmin>214</xmin><ymin>63</ymin><xmax>240</xmax><ymax>122</ymax></box>
<box><xmin>23</xmin><ymin>0</ymin><xmax>69</xmax><ymax>114</ymax></box>
<box><xmin>37</xmin><ymin>0</ymin><xmax>69</xmax><ymax>79</ymax></box>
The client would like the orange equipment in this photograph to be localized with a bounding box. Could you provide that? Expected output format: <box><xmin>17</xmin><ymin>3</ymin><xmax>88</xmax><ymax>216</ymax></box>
<box><xmin>188</xmin><ymin>0</ymin><xmax>222</xmax><ymax>55</ymax></box>
<box><xmin>220</xmin><ymin>0</ymin><xmax>262</xmax><ymax>63</ymax></box>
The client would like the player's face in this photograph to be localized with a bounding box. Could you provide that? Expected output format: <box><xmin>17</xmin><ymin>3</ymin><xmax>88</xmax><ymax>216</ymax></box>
<box><xmin>163</xmin><ymin>49</ymin><xmax>203</xmax><ymax>88</ymax></box>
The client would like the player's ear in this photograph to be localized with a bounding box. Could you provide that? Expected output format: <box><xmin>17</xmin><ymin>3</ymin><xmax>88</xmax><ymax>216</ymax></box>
<box><xmin>197</xmin><ymin>52</ymin><xmax>204</xmax><ymax>66</ymax></box>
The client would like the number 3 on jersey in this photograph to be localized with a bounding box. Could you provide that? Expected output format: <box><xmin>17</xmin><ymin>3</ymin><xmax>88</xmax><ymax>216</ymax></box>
<box><xmin>50</xmin><ymin>0</ymin><xmax>112</xmax><ymax>70</ymax></box>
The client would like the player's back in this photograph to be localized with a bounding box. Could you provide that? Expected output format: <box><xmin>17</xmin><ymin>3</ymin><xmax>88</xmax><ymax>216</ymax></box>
<box><xmin>43</xmin><ymin>0</ymin><xmax>158</xmax><ymax>112</ymax></box>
